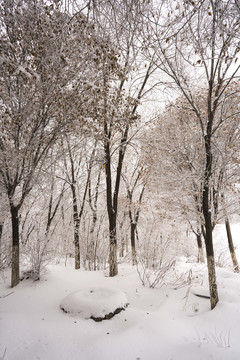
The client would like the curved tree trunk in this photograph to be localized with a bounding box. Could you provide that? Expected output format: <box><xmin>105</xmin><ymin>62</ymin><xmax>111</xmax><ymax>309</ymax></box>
<box><xmin>225</xmin><ymin>218</ymin><xmax>239</xmax><ymax>273</ymax></box>
<box><xmin>127</xmin><ymin>185</ymin><xmax>144</xmax><ymax>266</ymax></box>
<box><xmin>203</xmin><ymin>132</ymin><xmax>219</xmax><ymax>309</ymax></box>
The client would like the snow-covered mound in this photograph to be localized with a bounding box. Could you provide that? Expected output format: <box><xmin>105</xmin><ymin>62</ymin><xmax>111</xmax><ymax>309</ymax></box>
<box><xmin>60</xmin><ymin>287</ymin><xmax>129</xmax><ymax>321</ymax></box>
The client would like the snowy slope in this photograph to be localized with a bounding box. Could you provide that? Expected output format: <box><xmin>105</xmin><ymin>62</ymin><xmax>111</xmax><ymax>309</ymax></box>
<box><xmin>1</xmin><ymin>258</ymin><xmax>240</xmax><ymax>360</ymax></box>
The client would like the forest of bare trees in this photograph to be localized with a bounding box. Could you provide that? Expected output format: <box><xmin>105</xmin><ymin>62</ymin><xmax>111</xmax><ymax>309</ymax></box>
<box><xmin>1</xmin><ymin>0</ymin><xmax>240</xmax><ymax>310</ymax></box>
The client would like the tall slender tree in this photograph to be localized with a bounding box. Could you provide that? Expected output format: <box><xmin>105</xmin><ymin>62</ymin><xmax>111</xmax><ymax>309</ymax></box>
<box><xmin>87</xmin><ymin>0</ymin><xmax>157</xmax><ymax>276</ymax></box>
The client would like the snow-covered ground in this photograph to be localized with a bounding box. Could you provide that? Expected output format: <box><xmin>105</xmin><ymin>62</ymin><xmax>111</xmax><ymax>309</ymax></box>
<box><xmin>1</xmin><ymin>223</ymin><xmax>240</xmax><ymax>360</ymax></box>
<box><xmin>1</xmin><ymin>259</ymin><xmax>240</xmax><ymax>360</ymax></box>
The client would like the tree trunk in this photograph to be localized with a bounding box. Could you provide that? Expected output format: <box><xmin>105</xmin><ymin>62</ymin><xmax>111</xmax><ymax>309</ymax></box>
<box><xmin>127</xmin><ymin>186</ymin><xmax>144</xmax><ymax>267</ymax></box>
<box><xmin>71</xmin><ymin>184</ymin><xmax>80</xmax><ymax>269</ymax></box>
<box><xmin>204</xmin><ymin>207</ymin><xmax>218</xmax><ymax>309</ymax></box>
<box><xmin>204</xmin><ymin>208</ymin><xmax>219</xmax><ymax>311</ymax></box>
<box><xmin>119</xmin><ymin>234</ymin><xmax>125</xmax><ymax>258</ymax></box>
<box><xmin>202</xmin><ymin>133</ymin><xmax>219</xmax><ymax>309</ymax></box>
<box><xmin>104</xmin><ymin>121</ymin><xmax>119</xmax><ymax>277</ymax></box>
<box><xmin>87</xmin><ymin>211</ymin><xmax>97</xmax><ymax>270</ymax></box>
<box><xmin>0</xmin><ymin>223</ymin><xmax>3</xmax><ymax>269</ymax></box>
<box><xmin>196</xmin><ymin>229</ymin><xmax>204</xmax><ymax>263</ymax></box>
<box><xmin>109</xmin><ymin>223</ymin><xmax>118</xmax><ymax>277</ymax></box>
<box><xmin>73</xmin><ymin>214</ymin><xmax>80</xmax><ymax>269</ymax></box>
<box><xmin>66</xmin><ymin>137</ymin><xmax>94</xmax><ymax>270</ymax></box>
<box><xmin>0</xmin><ymin>223</ymin><xmax>3</xmax><ymax>240</ymax></box>
<box><xmin>109</xmin><ymin>242</ymin><xmax>118</xmax><ymax>276</ymax></box>
<box><xmin>109</xmin><ymin>234</ymin><xmax>118</xmax><ymax>277</ymax></box>
<box><xmin>201</xmin><ymin>224</ymin><xmax>206</xmax><ymax>240</ymax></box>
<box><xmin>103</xmin><ymin>55</ymin><xmax>150</xmax><ymax>277</ymax></box>
<box><xmin>10</xmin><ymin>205</ymin><xmax>20</xmax><ymax>287</ymax></box>
<box><xmin>206</xmin><ymin>251</ymin><xmax>218</xmax><ymax>309</ymax></box>
<box><xmin>130</xmin><ymin>222</ymin><xmax>137</xmax><ymax>266</ymax></box>
<box><xmin>119</xmin><ymin>215</ymin><xmax>125</xmax><ymax>258</ymax></box>
<box><xmin>74</xmin><ymin>232</ymin><xmax>80</xmax><ymax>269</ymax></box>
<box><xmin>225</xmin><ymin>218</ymin><xmax>239</xmax><ymax>273</ymax></box>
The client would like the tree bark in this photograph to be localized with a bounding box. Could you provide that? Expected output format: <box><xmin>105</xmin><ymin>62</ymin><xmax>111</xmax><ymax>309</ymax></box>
<box><xmin>109</xmin><ymin>222</ymin><xmax>118</xmax><ymax>277</ymax></box>
<box><xmin>201</xmin><ymin>224</ymin><xmax>206</xmax><ymax>240</ymax></box>
<box><xmin>127</xmin><ymin>185</ymin><xmax>144</xmax><ymax>266</ymax></box>
<box><xmin>10</xmin><ymin>205</ymin><xmax>20</xmax><ymax>288</ymax></box>
<box><xmin>0</xmin><ymin>223</ymin><xmax>3</xmax><ymax>240</ymax></box>
<box><xmin>119</xmin><ymin>214</ymin><xmax>126</xmax><ymax>258</ymax></box>
<box><xmin>0</xmin><ymin>223</ymin><xmax>3</xmax><ymax>269</ymax></box>
<box><xmin>206</xmin><ymin>253</ymin><xmax>218</xmax><ymax>309</ymax></box>
<box><xmin>88</xmin><ymin>166</ymin><xmax>101</xmax><ymax>270</ymax></box>
<box><xmin>203</xmin><ymin>132</ymin><xmax>219</xmax><ymax>309</ymax></box>
<box><xmin>196</xmin><ymin>229</ymin><xmax>205</xmax><ymax>263</ymax></box>
<box><xmin>225</xmin><ymin>218</ymin><xmax>239</xmax><ymax>273</ymax></box>
<box><xmin>103</xmin><ymin>59</ymin><xmax>151</xmax><ymax>277</ymax></box>
<box><xmin>71</xmin><ymin>183</ymin><xmax>80</xmax><ymax>269</ymax></box>
<box><xmin>130</xmin><ymin>222</ymin><xmax>137</xmax><ymax>266</ymax></box>
<box><xmin>65</xmin><ymin>137</ymin><xmax>95</xmax><ymax>270</ymax></box>
<box><xmin>104</xmin><ymin>120</ymin><xmax>120</xmax><ymax>277</ymax></box>
<box><xmin>204</xmin><ymin>207</ymin><xmax>219</xmax><ymax>311</ymax></box>
<box><xmin>74</xmin><ymin>232</ymin><xmax>80</xmax><ymax>269</ymax></box>
<box><xmin>129</xmin><ymin>206</ymin><xmax>137</xmax><ymax>266</ymax></box>
<box><xmin>86</xmin><ymin>210</ymin><xmax>98</xmax><ymax>271</ymax></box>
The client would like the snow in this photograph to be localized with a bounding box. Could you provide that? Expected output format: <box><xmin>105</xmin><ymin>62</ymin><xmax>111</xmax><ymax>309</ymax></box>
<box><xmin>1</xmin><ymin>255</ymin><xmax>240</xmax><ymax>360</ymax></box>
<box><xmin>1</xmin><ymin>224</ymin><xmax>240</xmax><ymax>359</ymax></box>
<box><xmin>60</xmin><ymin>287</ymin><xmax>128</xmax><ymax>319</ymax></box>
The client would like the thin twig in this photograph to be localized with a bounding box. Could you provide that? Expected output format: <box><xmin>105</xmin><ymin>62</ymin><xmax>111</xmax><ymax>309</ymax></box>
<box><xmin>0</xmin><ymin>292</ymin><xmax>14</xmax><ymax>299</ymax></box>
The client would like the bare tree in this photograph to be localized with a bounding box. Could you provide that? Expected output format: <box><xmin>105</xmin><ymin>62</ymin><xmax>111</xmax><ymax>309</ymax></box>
<box><xmin>122</xmin><ymin>160</ymin><xmax>146</xmax><ymax>266</ymax></box>
<box><xmin>86</xmin><ymin>0</ymin><xmax>157</xmax><ymax>277</ymax></box>
<box><xmin>60</xmin><ymin>135</ymin><xmax>98</xmax><ymax>269</ymax></box>
<box><xmin>0</xmin><ymin>0</ymin><xmax>96</xmax><ymax>286</ymax></box>
<box><xmin>147</xmin><ymin>0</ymin><xmax>240</xmax><ymax>308</ymax></box>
